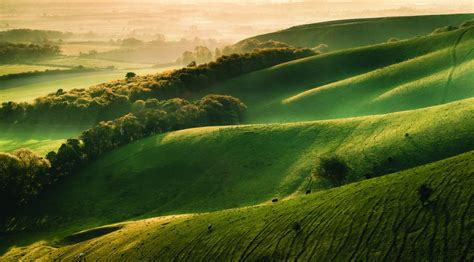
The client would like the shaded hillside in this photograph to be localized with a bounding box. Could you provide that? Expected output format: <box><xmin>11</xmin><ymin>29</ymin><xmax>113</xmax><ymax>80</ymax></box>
<box><xmin>3</xmin><ymin>150</ymin><xmax>472</xmax><ymax>261</ymax></box>
<box><xmin>239</xmin><ymin>13</ymin><xmax>474</xmax><ymax>51</ymax></box>
<box><xmin>2</xmin><ymin>97</ymin><xmax>472</xmax><ymax>249</ymax></box>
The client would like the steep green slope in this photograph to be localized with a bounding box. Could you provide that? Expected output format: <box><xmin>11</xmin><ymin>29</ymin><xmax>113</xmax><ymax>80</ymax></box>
<box><xmin>240</xmin><ymin>13</ymin><xmax>474</xmax><ymax>51</ymax></box>
<box><xmin>204</xmin><ymin>26</ymin><xmax>474</xmax><ymax>122</ymax></box>
<box><xmin>3</xmin><ymin>150</ymin><xmax>472</xmax><ymax>261</ymax></box>
<box><xmin>2</xmin><ymin>98</ymin><xmax>472</xmax><ymax>248</ymax></box>
<box><xmin>282</xmin><ymin>29</ymin><xmax>474</xmax><ymax>120</ymax></box>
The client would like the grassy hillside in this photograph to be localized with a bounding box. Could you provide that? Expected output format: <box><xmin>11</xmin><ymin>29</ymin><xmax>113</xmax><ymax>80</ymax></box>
<box><xmin>204</xmin><ymin>26</ymin><xmax>474</xmax><ymax>122</ymax></box>
<box><xmin>33</xmin><ymin>57</ymin><xmax>155</xmax><ymax>70</ymax></box>
<box><xmin>0</xmin><ymin>64</ymin><xmax>64</xmax><ymax>76</ymax></box>
<box><xmin>2</xmin><ymin>97</ymin><xmax>472</xmax><ymax>250</ymax></box>
<box><xmin>0</xmin><ymin>125</ymin><xmax>85</xmax><ymax>155</ymax></box>
<box><xmin>3</xmin><ymin>150</ymin><xmax>472</xmax><ymax>261</ymax></box>
<box><xmin>240</xmin><ymin>13</ymin><xmax>474</xmax><ymax>51</ymax></box>
<box><xmin>282</xmin><ymin>29</ymin><xmax>474</xmax><ymax>120</ymax></box>
<box><xmin>60</xmin><ymin>42</ymin><xmax>118</xmax><ymax>56</ymax></box>
<box><xmin>0</xmin><ymin>55</ymin><xmax>167</xmax><ymax>103</ymax></box>
<box><xmin>0</xmin><ymin>67</ymin><xmax>168</xmax><ymax>103</ymax></box>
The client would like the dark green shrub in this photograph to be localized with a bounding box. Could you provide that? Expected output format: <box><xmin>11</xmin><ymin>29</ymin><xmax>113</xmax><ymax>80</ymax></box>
<box><xmin>460</xmin><ymin>20</ymin><xmax>474</xmax><ymax>28</ymax></box>
<box><xmin>387</xmin><ymin>37</ymin><xmax>400</xmax><ymax>43</ymax></box>
<box><xmin>125</xmin><ymin>72</ymin><xmax>136</xmax><ymax>79</ymax></box>
<box><xmin>431</xmin><ymin>25</ymin><xmax>458</xmax><ymax>35</ymax></box>
<box><xmin>315</xmin><ymin>156</ymin><xmax>350</xmax><ymax>186</ymax></box>
<box><xmin>292</xmin><ymin>222</ymin><xmax>301</xmax><ymax>233</ymax></box>
<box><xmin>0</xmin><ymin>149</ymin><xmax>51</xmax><ymax>215</ymax></box>
<box><xmin>418</xmin><ymin>184</ymin><xmax>433</xmax><ymax>205</ymax></box>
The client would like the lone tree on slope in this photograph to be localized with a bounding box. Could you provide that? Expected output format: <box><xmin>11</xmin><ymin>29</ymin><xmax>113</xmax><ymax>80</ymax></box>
<box><xmin>314</xmin><ymin>156</ymin><xmax>350</xmax><ymax>186</ymax></box>
<box><xmin>418</xmin><ymin>184</ymin><xmax>434</xmax><ymax>206</ymax></box>
<box><xmin>125</xmin><ymin>72</ymin><xmax>136</xmax><ymax>79</ymax></box>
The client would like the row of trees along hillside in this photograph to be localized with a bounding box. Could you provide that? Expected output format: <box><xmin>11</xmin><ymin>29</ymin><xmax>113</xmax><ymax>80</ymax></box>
<box><xmin>0</xmin><ymin>29</ymin><xmax>73</xmax><ymax>43</ymax></box>
<box><xmin>0</xmin><ymin>42</ymin><xmax>61</xmax><ymax>63</ymax></box>
<box><xmin>177</xmin><ymin>39</ymin><xmax>301</xmax><ymax>65</ymax></box>
<box><xmin>0</xmin><ymin>94</ymin><xmax>246</xmax><ymax>217</ymax></box>
<box><xmin>0</xmin><ymin>47</ymin><xmax>316</xmax><ymax>125</ymax></box>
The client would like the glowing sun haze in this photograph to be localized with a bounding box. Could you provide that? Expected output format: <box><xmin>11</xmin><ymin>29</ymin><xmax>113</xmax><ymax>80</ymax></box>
<box><xmin>1</xmin><ymin>0</ymin><xmax>472</xmax><ymax>42</ymax></box>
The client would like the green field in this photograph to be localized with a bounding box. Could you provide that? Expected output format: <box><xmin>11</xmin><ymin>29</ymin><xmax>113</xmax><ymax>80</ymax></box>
<box><xmin>0</xmin><ymin>64</ymin><xmax>65</xmax><ymax>76</ymax></box>
<box><xmin>2</xmin><ymin>97</ymin><xmax>472</xmax><ymax>252</ymax></box>
<box><xmin>0</xmin><ymin>54</ymin><xmax>177</xmax><ymax>104</ymax></box>
<box><xmin>1</xmin><ymin>15</ymin><xmax>473</xmax><ymax>261</ymax></box>
<box><xmin>3</xmin><ymin>150</ymin><xmax>472</xmax><ymax>261</ymax></box>
<box><xmin>37</xmin><ymin>57</ymin><xmax>155</xmax><ymax>70</ymax></box>
<box><xmin>240</xmin><ymin>13</ymin><xmax>474</xmax><ymax>51</ymax></box>
<box><xmin>60</xmin><ymin>42</ymin><xmax>119</xmax><ymax>56</ymax></box>
<box><xmin>0</xmin><ymin>67</ymin><xmax>170</xmax><ymax>103</ymax></box>
<box><xmin>0</xmin><ymin>125</ymin><xmax>85</xmax><ymax>155</ymax></box>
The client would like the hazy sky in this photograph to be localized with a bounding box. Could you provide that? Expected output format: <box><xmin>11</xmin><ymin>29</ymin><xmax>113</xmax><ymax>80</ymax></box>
<box><xmin>1</xmin><ymin>0</ymin><xmax>472</xmax><ymax>42</ymax></box>
<box><xmin>7</xmin><ymin>0</ymin><xmax>471</xmax><ymax>3</ymax></box>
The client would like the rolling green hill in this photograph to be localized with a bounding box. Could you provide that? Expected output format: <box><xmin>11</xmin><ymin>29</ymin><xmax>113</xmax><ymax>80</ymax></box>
<box><xmin>204</xmin><ymin>26</ymin><xmax>474</xmax><ymax>123</ymax></box>
<box><xmin>282</xmin><ymin>30</ymin><xmax>474</xmax><ymax>120</ymax></box>
<box><xmin>2</xmin><ymin>97</ymin><xmax>472</xmax><ymax>251</ymax></box>
<box><xmin>238</xmin><ymin>13</ymin><xmax>474</xmax><ymax>51</ymax></box>
<box><xmin>0</xmin><ymin>67</ymin><xmax>170</xmax><ymax>104</ymax></box>
<box><xmin>3</xmin><ymin>150</ymin><xmax>472</xmax><ymax>261</ymax></box>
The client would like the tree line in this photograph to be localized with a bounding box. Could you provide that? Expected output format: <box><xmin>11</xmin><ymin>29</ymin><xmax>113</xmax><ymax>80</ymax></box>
<box><xmin>0</xmin><ymin>29</ymin><xmax>73</xmax><ymax>43</ymax></box>
<box><xmin>0</xmin><ymin>42</ymin><xmax>61</xmax><ymax>63</ymax></box>
<box><xmin>0</xmin><ymin>66</ymin><xmax>96</xmax><ymax>81</ymax></box>
<box><xmin>0</xmin><ymin>47</ymin><xmax>316</xmax><ymax>125</ymax></box>
<box><xmin>222</xmin><ymin>39</ymin><xmax>295</xmax><ymax>55</ymax></box>
<box><xmin>0</xmin><ymin>94</ymin><xmax>246</xmax><ymax>216</ymax></box>
<box><xmin>177</xmin><ymin>39</ymin><xmax>306</xmax><ymax>66</ymax></box>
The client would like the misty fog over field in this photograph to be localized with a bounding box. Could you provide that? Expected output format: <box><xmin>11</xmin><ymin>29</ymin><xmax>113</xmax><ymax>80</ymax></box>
<box><xmin>2</xmin><ymin>0</ymin><xmax>472</xmax><ymax>42</ymax></box>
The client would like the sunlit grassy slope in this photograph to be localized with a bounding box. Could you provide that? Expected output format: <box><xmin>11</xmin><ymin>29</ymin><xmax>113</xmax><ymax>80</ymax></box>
<box><xmin>282</xmin><ymin>33</ymin><xmax>474</xmax><ymax>120</ymax></box>
<box><xmin>240</xmin><ymin>13</ymin><xmax>474</xmax><ymax>51</ymax></box>
<box><xmin>0</xmin><ymin>64</ymin><xmax>64</xmax><ymax>76</ymax></box>
<box><xmin>3</xmin><ymin>150</ymin><xmax>472</xmax><ymax>261</ymax></box>
<box><xmin>2</xmin><ymin>97</ymin><xmax>472</xmax><ymax>249</ymax></box>
<box><xmin>0</xmin><ymin>125</ymin><xmax>85</xmax><ymax>155</ymax></box>
<box><xmin>60</xmin><ymin>43</ymin><xmax>119</xmax><ymax>56</ymax></box>
<box><xmin>205</xmin><ymin>26</ymin><xmax>474</xmax><ymax>123</ymax></box>
<box><xmin>0</xmin><ymin>67</ymin><xmax>173</xmax><ymax>103</ymax></box>
<box><xmin>0</xmin><ymin>66</ymin><xmax>177</xmax><ymax>154</ymax></box>
<box><xmin>33</xmin><ymin>57</ymin><xmax>154</xmax><ymax>70</ymax></box>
